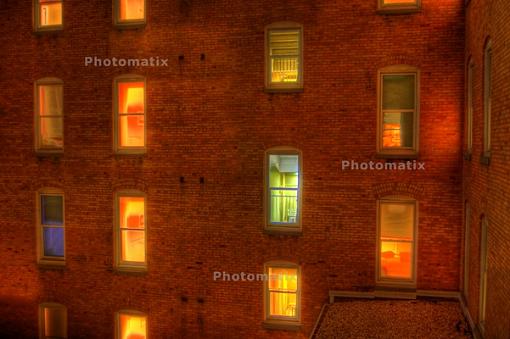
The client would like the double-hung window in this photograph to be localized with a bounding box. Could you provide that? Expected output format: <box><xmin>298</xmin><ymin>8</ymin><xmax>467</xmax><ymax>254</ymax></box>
<box><xmin>39</xmin><ymin>303</ymin><xmax>67</xmax><ymax>339</ymax></box>
<box><xmin>37</xmin><ymin>191</ymin><xmax>65</xmax><ymax>265</ymax></box>
<box><xmin>116</xmin><ymin>311</ymin><xmax>147</xmax><ymax>339</ymax></box>
<box><xmin>264</xmin><ymin>263</ymin><xmax>300</xmax><ymax>324</ymax></box>
<box><xmin>35</xmin><ymin>0</ymin><xmax>63</xmax><ymax>31</ymax></box>
<box><xmin>114</xmin><ymin>0</ymin><xmax>146</xmax><ymax>27</ymax></box>
<box><xmin>35</xmin><ymin>79</ymin><xmax>64</xmax><ymax>152</ymax></box>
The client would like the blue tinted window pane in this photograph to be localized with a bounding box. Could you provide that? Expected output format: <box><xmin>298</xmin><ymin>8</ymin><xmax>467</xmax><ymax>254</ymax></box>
<box><xmin>43</xmin><ymin>227</ymin><xmax>64</xmax><ymax>257</ymax></box>
<box><xmin>41</xmin><ymin>195</ymin><xmax>63</xmax><ymax>225</ymax></box>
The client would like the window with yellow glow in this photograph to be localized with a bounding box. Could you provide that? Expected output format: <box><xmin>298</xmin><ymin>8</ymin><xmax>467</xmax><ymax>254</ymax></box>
<box><xmin>36</xmin><ymin>0</ymin><xmax>63</xmax><ymax>30</ymax></box>
<box><xmin>378</xmin><ymin>0</ymin><xmax>420</xmax><ymax>11</ymax></box>
<box><xmin>265</xmin><ymin>265</ymin><xmax>300</xmax><ymax>321</ymax></box>
<box><xmin>378</xmin><ymin>199</ymin><xmax>416</xmax><ymax>282</ymax></box>
<box><xmin>116</xmin><ymin>194</ymin><xmax>146</xmax><ymax>269</ymax></box>
<box><xmin>117</xmin><ymin>312</ymin><xmax>147</xmax><ymax>339</ymax></box>
<box><xmin>39</xmin><ymin>303</ymin><xmax>67</xmax><ymax>339</ymax></box>
<box><xmin>116</xmin><ymin>0</ymin><xmax>145</xmax><ymax>24</ymax></box>
<box><xmin>115</xmin><ymin>78</ymin><xmax>145</xmax><ymax>152</ymax></box>
<box><xmin>267</xmin><ymin>152</ymin><xmax>301</xmax><ymax>228</ymax></box>
<box><xmin>266</xmin><ymin>25</ymin><xmax>302</xmax><ymax>89</ymax></box>
<box><xmin>36</xmin><ymin>80</ymin><xmax>63</xmax><ymax>151</ymax></box>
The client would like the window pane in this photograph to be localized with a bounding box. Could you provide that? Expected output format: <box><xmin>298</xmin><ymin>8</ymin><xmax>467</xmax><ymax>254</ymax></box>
<box><xmin>119</xmin><ymin>115</ymin><xmax>145</xmax><ymax>147</ymax></box>
<box><xmin>382</xmin><ymin>111</ymin><xmax>414</xmax><ymax>148</ymax></box>
<box><xmin>41</xmin><ymin>195</ymin><xmax>63</xmax><ymax>225</ymax></box>
<box><xmin>43</xmin><ymin>227</ymin><xmax>64</xmax><ymax>257</ymax></box>
<box><xmin>268</xmin><ymin>267</ymin><xmax>298</xmax><ymax>291</ymax></box>
<box><xmin>383</xmin><ymin>0</ymin><xmax>417</xmax><ymax>4</ymax></box>
<box><xmin>269</xmin><ymin>155</ymin><xmax>299</xmax><ymax>223</ymax></box>
<box><xmin>267</xmin><ymin>267</ymin><xmax>298</xmax><ymax>318</ymax></box>
<box><xmin>270</xmin><ymin>30</ymin><xmax>300</xmax><ymax>83</ymax></box>
<box><xmin>118</xmin><ymin>82</ymin><xmax>145</xmax><ymax>114</ymax></box>
<box><xmin>44</xmin><ymin>306</ymin><xmax>66</xmax><ymax>338</ymax></box>
<box><xmin>39</xmin><ymin>85</ymin><xmax>63</xmax><ymax>116</ymax></box>
<box><xmin>119</xmin><ymin>197</ymin><xmax>145</xmax><ymax>229</ymax></box>
<box><xmin>40</xmin><ymin>117</ymin><xmax>63</xmax><ymax>148</ymax></box>
<box><xmin>121</xmin><ymin>230</ymin><xmax>145</xmax><ymax>262</ymax></box>
<box><xmin>380</xmin><ymin>241</ymin><xmax>412</xmax><ymax>279</ymax></box>
<box><xmin>39</xmin><ymin>1</ymin><xmax>62</xmax><ymax>26</ymax></box>
<box><xmin>380</xmin><ymin>202</ymin><xmax>414</xmax><ymax>240</ymax></box>
<box><xmin>119</xmin><ymin>313</ymin><xmax>147</xmax><ymax>339</ymax></box>
<box><xmin>383</xmin><ymin>75</ymin><xmax>415</xmax><ymax>110</ymax></box>
<box><xmin>120</xmin><ymin>0</ymin><xmax>145</xmax><ymax>21</ymax></box>
<box><xmin>269</xmin><ymin>292</ymin><xmax>297</xmax><ymax>317</ymax></box>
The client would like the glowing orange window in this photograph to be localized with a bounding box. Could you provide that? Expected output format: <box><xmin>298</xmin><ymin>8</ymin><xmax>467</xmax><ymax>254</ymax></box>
<box><xmin>117</xmin><ymin>195</ymin><xmax>146</xmax><ymax>267</ymax></box>
<box><xmin>118</xmin><ymin>0</ymin><xmax>145</xmax><ymax>22</ymax></box>
<box><xmin>117</xmin><ymin>312</ymin><xmax>147</xmax><ymax>339</ymax></box>
<box><xmin>266</xmin><ymin>266</ymin><xmax>299</xmax><ymax>320</ymax></box>
<box><xmin>36</xmin><ymin>82</ymin><xmax>63</xmax><ymax>150</ymax></box>
<box><xmin>116</xmin><ymin>80</ymin><xmax>145</xmax><ymax>150</ymax></box>
<box><xmin>37</xmin><ymin>0</ymin><xmax>63</xmax><ymax>28</ymax></box>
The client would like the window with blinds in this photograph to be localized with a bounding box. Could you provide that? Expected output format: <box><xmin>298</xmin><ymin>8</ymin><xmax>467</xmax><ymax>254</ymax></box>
<box><xmin>266</xmin><ymin>25</ymin><xmax>302</xmax><ymax>89</ymax></box>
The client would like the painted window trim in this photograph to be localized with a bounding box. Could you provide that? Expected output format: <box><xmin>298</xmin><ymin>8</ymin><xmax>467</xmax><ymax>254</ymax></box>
<box><xmin>115</xmin><ymin>310</ymin><xmax>148</xmax><ymax>339</ymax></box>
<box><xmin>39</xmin><ymin>302</ymin><xmax>67</xmax><ymax>339</ymax></box>
<box><xmin>113</xmin><ymin>0</ymin><xmax>147</xmax><ymax>28</ymax></box>
<box><xmin>377</xmin><ymin>65</ymin><xmax>420</xmax><ymax>158</ymax></box>
<box><xmin>34</xmin><ymin>0</ymin><xmax>64</xmax><ymax>32</ymax></box>
<box><xmin>376</xmin><ymin>196</ymin><xmax>418</xmax><ymax>288</ymax></box>
<box><xmin>482</xmin><ymin>40</ymin><xmax>492</xmax><ymax>159</ymax></box>
<box><xmin>35</xmin><ymin>78</ymin><xmax>64</xmax><ymax>154</ymax></box>
<box><xmin>265</xmin><ymin>22</ymin><xmax>304</xmax><ymax>92</ymax></box>
<box><xmin>113</xmin><ymin>75</ymin><xmax>147</xmax><ymax>154</ymax></box>
<box><xmin>264</xmin><ymin>147</ymin><xmax>303</xmax><ymax>234</ymax></box>
<box><xmin>37</xmin><ymin>189</ymin><xmax>65</xmax><ymax>266</ymax></box>
<box><xmin>114</xmin><ymin>190</ymin><xmax>148</xmax><ymax>272</ymax></box>
<box><xmin>377</xmin><ymin>0</ymin><xmax>421</xmax><ymax>13</ymax></box>
<box><xmin>263</xmin><ymin>261</ymin><xmax>301</xmax><ymax>325</ymax></box>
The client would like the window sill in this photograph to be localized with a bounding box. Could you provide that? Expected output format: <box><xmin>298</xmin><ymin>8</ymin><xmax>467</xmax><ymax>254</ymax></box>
<box><xmin>264</xmin><ymin>227</ymin><xmax>302</xmax><ymax>236</ymax></box>
<box><xmin>115</xmin><ymin>150</ymin><xmax>146</xmax><ymax>156</ymax></box>
<box><xmin>114</xmin><ymin>21</ymin><xmax>146</xmax><ymax>30</ymax></box>
<box><xmin>38</xmin><ymin>261</ymin><xmax>66</xmax><ymax>270</ymax></box>
<box><xmin>376</xmin><ymin>152</ymin><xmax>418</xmax><ymax>160</ymax></box>
<box><xmin>264</xmin><ymin>87</ymin><xmax>304</xmax><ymax>94</ymax></box>
<box><xmin>263</xmin><ymin>320</ymin><xmax>302</xmax><ymax>331</ymax></box>
<box><xmin>480</xmin><ymin>153</ymin><xmax>491</xmax><ymax>166</ymax></box>
<box><xmin>34</xmin><ymin>26</ymin><xmax>64</xmax><ymax>34</ymax></box>
<box><xmin>114</xmin><ymin>266</ymin><xmax>148</xmax><ymax>275</ymax></box>
<box><xmin>36</xmin><ymin>149</ymin><xmax>64</xmax><ymax>157</ymax></box>
<box><xmin>376</xmin><ymin>7</ymin><xmax>421</xmax><ymax>15</ymax></box>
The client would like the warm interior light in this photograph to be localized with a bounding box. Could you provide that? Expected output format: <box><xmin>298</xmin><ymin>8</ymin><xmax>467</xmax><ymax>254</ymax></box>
<box><xmin>39</xmin><ymin>0</ymin><xmax>62</xmax><ymax>26</ymax></box>
<box><xmin>270</xmin><ymin>31</ymin><xmax>299</xmax><ymax>83</ymax></box>
<box><xmin>38</xmin><ymin>85</ymin><xmax>63</xmax><ymax>148</ymax></box>
<box><xmin>269</xmin><ymin>155</ymin><xmax>299</xmax><ymax>223</ymax></box>
<box><xmin>119</xmin><ymin>197</ymin><xmax>145</xmax><ymax>263</ymax></box>
<box><xmin>268</xmin><ymin>267</ymin><xmax>298</xmax><ymax>317</ymax></box>
<box><xmin>44</xmin><ymin>306</ymin><xmax>66</xmax><ymax>338</ymax></box>
<box><xmin>119</xmin><ymin>313</ymin><xmax>147</xmax><ymax>339</ymax></box>
<box><xmin>120</xmin><ymin>0</ymin><xmax>145</xmax><ymax>21</ymax></box>
<box><xmin>118</xmin><ymin>82</ymin><xmax>145</xmax><ymax>147</ymax></box>
<box><xmin>383</xmin><ymin>0</ymin><xmax>417</xmax><ymax>4</ymax></box>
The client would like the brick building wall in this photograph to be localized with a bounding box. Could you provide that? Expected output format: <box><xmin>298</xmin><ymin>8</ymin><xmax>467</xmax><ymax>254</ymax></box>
<box><xmin>464</xmin><ymin>0</ymin><xmax>510</xmax><ymax>338</ymax></box>
<box><xmin>0</xmin><ymin>0</ymin><xmax>467</xmax><ymax>338</ymax></box>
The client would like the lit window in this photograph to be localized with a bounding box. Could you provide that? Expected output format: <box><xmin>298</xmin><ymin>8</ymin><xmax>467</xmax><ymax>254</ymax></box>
<box><xmin>115</xmin><ymin>193</ymin><xmax>146</xmax><ymax>270</ymax></box>
<box><xmin>38</xmin><ymin>191</ymin><xmax>65</xmax><ymax>264</ymax></box>
<box><xmin>115</xmin><ymin>77</ymin><xmax>146</xmax><ymax>153</ymax></box>
<box><xmin>266</xmin><ymin>24</ymin><xmax>303</xmax><ymax>90</ymax></box>
<box><xmin>39</xmin><ymin>303</ymin><xmax>67</xmax><ymax>339</ymax></box>
<box><xmin>378</xmin><ymin>0</ymin><xmax>420</xmax><ymax>12</ymax></box>
<box><xmin>378</xmin><ymin>197</ymin><xmax>416</xmax><ymax>283</ymax></box>
<box><xmin>265</xmin><ymin>264</ymin><xmax>300</xmax><ymax>322</ymax></box>
<box><xmin>35</xmin><ymin>79</ymin><xmax>63</xmax><ymax>152</ymax></box>
<box><xmin>116</xmin><ymin>311</ymin><xmax>147</xmax><ymax>339</ymax></box>
<box><xmin>378</xmin><ymin>66</ymin><xmax>419</xmax><ymax>156</ymax></box>
<box><xmin>115</xmin><ymin>0</ymin><xmax>146</xmax><ymax>26</ymax></box>
<box><xmin>266</xmin><ymin>149</ymin><xmax>301</xmax><ymax>230</ymax></box>
<box><xmin>483</xmin><ymin>41</ymin><xmax>492</xmax><ymax>158</ymax></box>
<box><xmin>466</xmin><ymin>59</ymin><xmax>474</xmax><ymax>155</ymax></box>
<box><xmin>35</xmin><ymin>0</ymin><xmax>63</xmax><ymax>30</ymax></box>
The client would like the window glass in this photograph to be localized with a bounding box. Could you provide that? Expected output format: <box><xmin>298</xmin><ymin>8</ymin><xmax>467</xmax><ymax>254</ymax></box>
<box><xmin>119</xmin><ymin>197</ymin><xmax>145</xmax><ymax>263</ymax></box>
<box><xmin>268</xmin><ymin>29</ymin><xmax>300</xmax><ymax>85</ymax></box>
<box><xmin>39</xmin><ymin>0</ymin><xmax>63</xmax><ymax>27</ymax></box>
<box><xmin>119</xmin><ymin>0</ymin><xmax>145</xmax><ymax>21</ymax></box>
<box><xmin>267</xmin><ymin>267</ymin><xmax>298</xmax><ymax>318</ymax></box>
<box><xmin>118</xmin><ymin>81</ymin><xmax>145</xmax><ymax>148</ymax></box>
<box><xmin>268</xmin><ymin>154</ymin><xmax>299</xmax><ymax>224</ymax></box>
<box><xmin>119</xmin><ymin>313</ymin><xmax>147</xmax><ymax>339</ymax></box>
<box><xmin>38</xmin><ymin>84</ymin><xmax>63</xmax><ymax>148</ymax></box>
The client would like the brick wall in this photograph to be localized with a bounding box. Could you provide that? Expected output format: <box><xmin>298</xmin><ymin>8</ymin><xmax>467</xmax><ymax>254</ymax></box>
<box><xmin>464</xmin><ymin>0</ymin><xmax>510</xmax><ymax>338</ymax></box>
<box><xmin>0</xmin><ymin>0</ymin><xmax>466</xmax><ymax>338</ymax></box>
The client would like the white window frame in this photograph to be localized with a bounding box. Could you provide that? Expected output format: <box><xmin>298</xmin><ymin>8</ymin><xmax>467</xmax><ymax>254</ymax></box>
<box><xmin>377</xmin><ymin>65</ymin><xmax>420</xmax><ymax>158</ymax></box>
<box><xmin>265</xmin><ymin>22</ymin><xmax>303</xmax><ymax>92</ymax></box>
<box><xmin>376</xmin><ymin>196</ymin><xmax>418</xmax><ymax>287</ymax></box>
<box><xmin>114</xmin><ymin>191</ymin><xmax>147</xmax><ymax>272</ymax></box>
<box><xmin>113</xmin><ymin>75</ymin><xmax>147</xmax><ymax>154</ymax></box>
<box><xmin>35</xmin><ymin>78</ymin><xmax>64</xmax><ymax>153</ymax></box>
<box><xmin>483</xmin><ymin>40</ymin><xmax>492</xmax><ymax>158</ymax></box>
<box><xmin>37</xmin><ymin>189</ymin><xmax>65</xmax><ymax>266</ymax></box>
<box><xmin>39</xmin><ymin>303</ymin><xmax>67</xmax><ymax>339</ymax></box>
<box><xmin>114</xmin><ymin>0</ymin><xmax>146</xmax><ymax>28</ymax></box>
<box><xmin>34</xmin><ymin>0</ymin><xmax>64</xmax><ymax>32</ymax></box>
<box><xmin>466</xmin><ymin>59</ymin><xmax>474</xmax><ymax>156</ymax></box>
<box><xmin>263</xmin><ymin>261</ymin><xmax>301</xmax><ymax>325</ymax></box>
<box><xmin>478</xmin><ymin>217</ymin><xmax>488</xmax><ymax>334</ymax></box>
<box><xmin>377</xmin><ymin>0</ymin><xmax>421</xmax><ymax>13</ymax></box>
<box><xmin>264</xmin><ymin>147</ymin><xmax>302</xmax><ymax>233</ymax></box>
<box><xmin>115</xmin><ymin>310</ymin><xmax>148</xmax><ymax>339</ymax></box>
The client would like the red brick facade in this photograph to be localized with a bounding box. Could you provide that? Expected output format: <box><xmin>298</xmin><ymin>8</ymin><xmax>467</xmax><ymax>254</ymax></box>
<box><xmin>0</xmin><ymin>0</ymin><xmax>506</xmax><ymax>338</ymax></box>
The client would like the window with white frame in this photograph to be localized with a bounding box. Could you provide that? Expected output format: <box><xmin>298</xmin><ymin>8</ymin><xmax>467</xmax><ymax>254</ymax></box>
<box><xmin>39</xmin><ymin>303</ymin><xmax>67</xmax><ymax>339</ymax></box>
<box><xmin>35</xmin><ymin>79</ymin><xmax>63</xmax><ymax>152</ymax></box>
<box><xmin>264</xmin><ymin>263</ymin><xmax>300</xmax><ymax>322</ymax></box>
<box><xmin>483</xmin><ymin>41</ymin><xmax>492</xmax><ymax>157</ymax></box>
<box><xmin>114</xmin><ymin>76</ymin><xmax>146</xmax><ymax>153</ymax></box>
<box><xmin>116</xmin><ymin>311</ymin><xmax>147</xmax><ymax>339</ymax></box>
<box><xmin>266</xmin><ymin>149</ymin><xmax>301</xmax><ymax>230</ymax></box>
<box><xmin>266</xmin><ymin>24</ymin><xmax>303</xmax><ymax>90</ymax></box>
<box><xmin>114</xmin><ymin>0</ymin><xmax>146</xmax><ymax>26</ymax></box>
<box><xmin>35</xmin><ymin>0</ymin><xmax>63</xmax><ymax>31</ymax></box>
<box><xmin>115</xmin><ymin>192</ymin><xmax>147</xmax><ymax>270</ymax></box>
<box><xmin>378</xmin><ymin>66</ymin><xmax>419</xmax><ymax>156</ymax></box>
<box><xmin>38</xmin><ymin>191</ymin><xmax>65</xmax><ymax>264</ymax></box>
